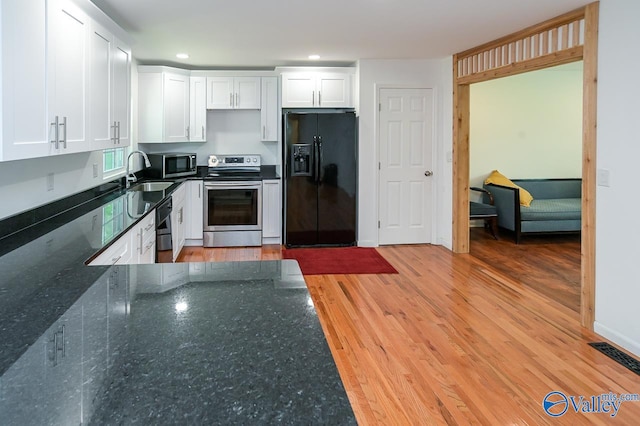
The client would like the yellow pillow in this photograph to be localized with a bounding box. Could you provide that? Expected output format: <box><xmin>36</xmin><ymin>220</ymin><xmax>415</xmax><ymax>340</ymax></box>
<box><xmin>484</xmin><ymin>170</ymin><xmax>533</xmax><ymax>207</ymax></box>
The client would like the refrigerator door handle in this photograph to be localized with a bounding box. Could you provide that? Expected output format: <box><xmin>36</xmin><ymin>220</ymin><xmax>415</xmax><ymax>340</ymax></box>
<box><xmin>313</xmin><ymin>136</ymin><xmax>319</xmax><ymax>183</ymax></box>
<box><xmin>317</xmin><ymin>136</ymin><xmax>323</xmax><ymax>185</ymax></box>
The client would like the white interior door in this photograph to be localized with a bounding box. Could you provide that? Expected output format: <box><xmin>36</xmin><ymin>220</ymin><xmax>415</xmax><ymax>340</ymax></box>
<box><xmin>378</xmin><ymin>88</ymin><xmax>434</xmax><ymax>245</ymax></box>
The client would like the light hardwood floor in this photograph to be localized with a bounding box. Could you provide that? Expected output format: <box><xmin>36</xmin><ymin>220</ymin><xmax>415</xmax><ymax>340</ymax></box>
<box><xmin>178</xmin><ymin>245</ymin><xmax>640</xmax><ymax>425</ymax></box>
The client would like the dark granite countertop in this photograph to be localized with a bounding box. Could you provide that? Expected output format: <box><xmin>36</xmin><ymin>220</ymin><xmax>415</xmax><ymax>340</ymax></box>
<box><xmin>0</xmin><ymin>178</ymin><xmax>353</xmax><ymax>424</ymax></box>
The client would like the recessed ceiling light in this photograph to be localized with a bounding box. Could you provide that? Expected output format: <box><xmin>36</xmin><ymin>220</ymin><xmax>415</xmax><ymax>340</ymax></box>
<box><xmin>308</xmin><ymin>54</ymin><xmax>321</xmax><ymax>60</ymax></box>
<box><xmin>176</xmin><ymin>53</ymin><xmax>189</xmax><ymax>59</ymax></box>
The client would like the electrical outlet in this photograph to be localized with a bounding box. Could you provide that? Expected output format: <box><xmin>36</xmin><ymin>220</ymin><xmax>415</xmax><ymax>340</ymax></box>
<box><xmin>93</xmin><ymin>163</ymin><xmax>98</xmax><ymax>178</ymax></box>
<box><xmin>46</xmin><ymin>173</ymin><xmax>54</xmax><ymax>191</ymax></box>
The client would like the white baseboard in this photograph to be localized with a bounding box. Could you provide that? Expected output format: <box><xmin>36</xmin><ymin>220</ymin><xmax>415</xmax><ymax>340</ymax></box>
<box><xmin>184</xmin><ymin>239</ymin><xmax>203</xmax><ymax>247</ymax></box>
<box><xmin>262</xmin><ymin>237</ymin><xmax>281</xmax><ymax>246</ymax></box>
<box><xmin>357</xmin><ymin>239</ymin><xmax>377</xmax><ymax>247</ymax></box>
<box><xmin>593</xmin><ymin>321</ymin><xmax>640</xmax><ymax>357</ymax></box>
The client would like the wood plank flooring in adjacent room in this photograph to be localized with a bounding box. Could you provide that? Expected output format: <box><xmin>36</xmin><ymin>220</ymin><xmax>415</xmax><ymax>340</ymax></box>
<box><xmin>178</xmin><ymin>245</ymin><xmax>640</xmax><ymax>425</ymax></box>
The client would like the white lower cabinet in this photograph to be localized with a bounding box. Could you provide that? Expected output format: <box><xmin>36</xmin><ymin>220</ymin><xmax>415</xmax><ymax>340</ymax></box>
<box><xmin>90</xmin><ymin>231</ymin><xmax>133</xmax><ymax>265</ymax></box>
<box><xmin>185</xmin><ymin>180</ymin><xmax>204</xmax><ymax>243</ymax></box>
<box><xmin>132</xmin><ymin>212</ymin><xmax>156</xmax><ymax>264</ymax></box>
<box><xmin>262</xmin><ymin>179</ymin><xmax>282</xmax><ymax>244</ymax></box>
<box><xmin>171</xmin><ymin>183</ymin><xmax>187</xmax><ymax>261</ymax></box>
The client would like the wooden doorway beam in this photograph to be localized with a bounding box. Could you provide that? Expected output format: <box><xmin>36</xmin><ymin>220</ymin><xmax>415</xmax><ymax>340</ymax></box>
<box><xmin>451</xmin><ymin>2</ymin><xmax>599</xmax><ymax>329</ymax></box>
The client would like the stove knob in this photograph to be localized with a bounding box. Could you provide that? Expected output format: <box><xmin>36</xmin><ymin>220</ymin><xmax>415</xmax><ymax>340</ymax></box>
<box><xmin>252</xmin><ymin>158</ymin><xmax>257</xmax><ymax>163</ymax></box>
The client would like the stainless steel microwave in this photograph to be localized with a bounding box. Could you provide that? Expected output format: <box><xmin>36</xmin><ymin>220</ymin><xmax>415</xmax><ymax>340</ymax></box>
<box><xmin>147</xmin><ymin>153</ymin><xmax>197</xmax><ymax>179</ymax></box>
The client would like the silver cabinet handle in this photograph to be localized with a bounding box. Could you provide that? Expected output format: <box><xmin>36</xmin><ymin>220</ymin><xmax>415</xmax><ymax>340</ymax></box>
<box><xmin>263</xmin><ymin>125</ymin><xmax>266</xmax><ymax>139</ymax></box>
<box><xmin>60</xmin><ymin>117</ymin><xmax>67</xmax><ymax>148</ymax></box>
<box><xmin>202</xmin><ymin>125</ymin><xmax>205</xmax><ymax>140</ymax></box>
<box><xmin>139</xmin><ymin>230</ymin><xmax>143</xmax><ymax>254</ymax></box>
<box><xmin>60</xmin><ymin>325</ymin><xmax>65</xmax><ymax>359</ymax></box>
<box><xmin>117</xmin><ymin>121</ymin><xmax>121</xmax><ymax>144</ymax></box>
<box><xmin>50</xmin><ymin>116</ymin><xmax>59</xmax><ymax>149</ymax></box>
<box><xmin>318</xmin><ymin>91</ymin><xmax>321</xmax><ymax>106</ymax></box>
<box><xmin>145</xmin><ymin>222</ymin><xmax>155</xmax><ymax>231</ymax></box>
<box><xmin>235</xmin><ymin>92</ymin><xmax>238</xmax><ymax>108</ymax></box>
<box><xmin>179</xmin><ymin>207</ymin><xmax>184</xmax><ymax>224</ymax></box>
<box><xmin>145</xmin><ymin>241</ymin><xmax>154</xmax><ymax>250</ymax></box>
<box><xmin>186</xmin><ymin>125</ymin><xmax>190</xmax><ymax>140</ymax></box>
<box><xmin>312</xmin><ymin>91</ymin><xmax>315</xmax><ymax>106</ymax></box>
<box><xmin>229</xmin><ymin>93</ymin><xmax>233</xmax><ymax>107</ymax></box>
<box><xmin>111</xmin><ymin>121</ymin><xmax>117</xmax><ymax>144</ymax></box>
<box><xmin>111</xmin><ymin>255</ymin><xmax>122</xmax><ymax>265</ymax></box>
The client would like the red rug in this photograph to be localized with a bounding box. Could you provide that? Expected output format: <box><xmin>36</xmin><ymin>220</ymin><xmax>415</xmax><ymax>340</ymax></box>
<box><xmin>282</xmin><ymin>247</ymin><xmax>399</xmax><ymax>275</ymax></box>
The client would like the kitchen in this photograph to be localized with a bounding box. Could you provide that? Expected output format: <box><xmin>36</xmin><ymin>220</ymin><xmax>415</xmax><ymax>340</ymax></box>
<box><xmin>7</xmin><ymin>0</ymin><xmax>636</xmax><ymax>425</ymax></box>
<box><xmin>0</xmin><ymin>0</ymin><xmax>374</xmax><ymax>422</ymax></box>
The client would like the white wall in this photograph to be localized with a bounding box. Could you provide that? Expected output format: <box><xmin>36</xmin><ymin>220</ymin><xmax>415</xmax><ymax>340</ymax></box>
<box><xmin>357</xmin><ymin>59</ymin><xmax>453</xmax><ymax>248</ymax></box>
<box><xmin>0</xmin><ymin>151</ymin><xmax>107</xmax><ymax>219</ymax></box>
<box><xmin>469</xmin><ymin>63</ymin><xmax>583</xmax><ymax>200</ymax></box>
<box><xmin>139</xmin><ymin>110</ymin><xmax>279</xmax><ymax>166</ymax></box>
<box><xmin>594</xmin><ymin>0</ymin><xmax>640</xmax><ymax>356</ymax></box>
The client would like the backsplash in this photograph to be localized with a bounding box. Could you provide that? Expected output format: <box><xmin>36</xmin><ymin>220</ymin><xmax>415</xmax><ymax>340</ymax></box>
<box><xmin>140</xmin><ymin>110</ymin><xmax>279</xmax><ymax>166</ymax></box>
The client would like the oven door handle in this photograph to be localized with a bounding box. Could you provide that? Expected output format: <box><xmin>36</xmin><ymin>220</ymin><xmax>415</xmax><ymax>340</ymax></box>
<box><xmin>205</xmin><ymin>182</ymin><xmax>262</xmax><ymax>187</ymax></box>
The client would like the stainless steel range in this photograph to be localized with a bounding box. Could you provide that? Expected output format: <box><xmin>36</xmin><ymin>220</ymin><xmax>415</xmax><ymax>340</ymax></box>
<box><xmin>203</xmin><ymin>155</ymin><xmax>263</xmax><ymax>247</ymax></box>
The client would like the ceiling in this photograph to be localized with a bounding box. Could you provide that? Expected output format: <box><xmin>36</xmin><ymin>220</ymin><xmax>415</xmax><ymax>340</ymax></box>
<box><xmin>90</xmin><ymin>0</ymin><xmax>593</xmax><ymax>69</ymax></box>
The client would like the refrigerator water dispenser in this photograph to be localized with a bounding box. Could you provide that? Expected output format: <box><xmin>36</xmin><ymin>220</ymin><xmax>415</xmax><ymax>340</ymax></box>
<box><xmin>291</xmin><ymin>144</ymin><xmax>312</xmax><ymax>176</ymax></box>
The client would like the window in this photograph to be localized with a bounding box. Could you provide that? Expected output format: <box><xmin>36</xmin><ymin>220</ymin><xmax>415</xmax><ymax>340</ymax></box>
<box><xmin>103</xmin><ymin>147</ymin><xmax>125</xmax><ymax>175</ymax></box>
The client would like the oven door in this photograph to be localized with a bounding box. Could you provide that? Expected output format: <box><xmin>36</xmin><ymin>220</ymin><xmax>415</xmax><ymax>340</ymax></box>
<box><xmin>203</xmin><ymin>181</ymin><xmax>262</xmax><ymax>232</ymax></box>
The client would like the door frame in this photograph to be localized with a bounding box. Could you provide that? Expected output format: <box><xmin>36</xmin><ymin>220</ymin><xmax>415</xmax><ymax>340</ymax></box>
<box><xmin>376</xmin><ymin>85</ymin><xmax>438</xmax><ymax>245</ymax></box>
<box><xmin>451</xmin><ymin>3</ymin><xmax>599</xmax><ymax>329</ymax></box>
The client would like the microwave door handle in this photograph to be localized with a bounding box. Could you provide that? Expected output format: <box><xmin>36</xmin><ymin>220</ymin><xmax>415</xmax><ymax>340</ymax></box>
<box><xmin>189</xmin><ymin>156</ymin><xmax>194</xmax><ymax>170</ymax></box>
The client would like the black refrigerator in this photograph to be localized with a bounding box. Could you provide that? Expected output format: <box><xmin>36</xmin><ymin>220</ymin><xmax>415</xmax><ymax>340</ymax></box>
<box><xmin>283</xmin><ymin>111</ymin><xmax>357</xmax><ymax>247</ymax></box>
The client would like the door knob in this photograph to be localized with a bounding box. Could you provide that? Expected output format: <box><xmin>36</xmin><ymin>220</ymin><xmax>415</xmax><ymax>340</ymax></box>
<box><xmin>424</xmin><ymin>171</ymin><xmax>433</xmax><ymax>177</ymax></box>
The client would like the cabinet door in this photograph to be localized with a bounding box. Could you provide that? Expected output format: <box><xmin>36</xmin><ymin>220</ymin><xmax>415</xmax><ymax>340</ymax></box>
<box><xmin>281</xmin><ymin>73</ymin><xmax>315</xmax><ymax>108</ymax></box>
<box><xmin>189</xmin><ymin>77</ymin><xmax>207</xmax><ymax>141</ymax></box>
<box><xmin>261</xmin><ymin>77</ymin><xmax>279</xmax><ymax>141</ymax></box>
<box><xmin>163</xmin><ymin>73</ymin><xmax>190</xmax><ymax>142</ymax></box>
<box><xmin>48</xmin><ymin>0</ymin><xmax>90</xmax><ymax>155</ymax></box>
<box><xmin>88</xmin><ymin>21</ymin><xmax>113</xmax><ymax>150</ymax></box>
<box><xmin>317</xmin><ymin>73</ymin><xmax>352</xmax><ymax>108</ymax></box>
<box><xmin>206</xmin><ymin>77</ymin><xmax>234</xmax><ymax>109</ymax></box>
<box><xmin>171</xmin><ymin>184</ymin><xmax>187</xmax><ymax>261</ymax></box>
<box><xmin>262</xmin><ymin>179</ymin><xmax>282</xmax><ymax>239</ymax></box>
<box><xmin>234</xmin><ymin>77</ymin><xmax>261</xmax><ymax>109</ymax></box>
<box><xmin>112</xmin><ymin>38</ymin><xmax>131</xmax><ymax>147</ymax></box>
<box><xmin>138</xmin><ymin>72</ymin><xmax>163</xmax><ymax>143</ymax></box>
<box><xmin>185</xmin><ymin>180</ymin><xmax>204</xmax><ymax>240</ymax></box>
<box><xmin>0</xmin><ymin>0</ymin><xmax>50</xmax><ymax>161</ymax></box>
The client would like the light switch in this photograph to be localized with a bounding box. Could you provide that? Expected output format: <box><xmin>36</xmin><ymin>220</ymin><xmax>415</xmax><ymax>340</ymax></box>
<box><xmin>597</xmin><ymin>168</ymin><xmax>610</xmax><ymax>187</ymax></box>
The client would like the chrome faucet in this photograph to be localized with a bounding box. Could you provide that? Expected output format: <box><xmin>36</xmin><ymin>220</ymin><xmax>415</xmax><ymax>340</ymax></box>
<box><xmin>125</xmin><ymin>150</ymin><xmax>152</xmax><ymax>188</ymax></box>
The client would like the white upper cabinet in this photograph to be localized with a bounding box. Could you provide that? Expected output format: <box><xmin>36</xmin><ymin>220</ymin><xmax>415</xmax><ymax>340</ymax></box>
<box><xmin>163</xmin><ymin>73</ymin><xmax>190</xmax><ymax>142</ymax></box>
<box><xmin>88</xmin><ymin>21</ymin><xmax>131</xmax><ymax>150</ymax></box>
<box><xmin>111</xmin><ymin>39</ymin><xmax>131</xmax><ymax>148</ymax></box>
<box><xmin>1</xmin><ymin>0</ymin><xmax>129</xmax><ymax>162</ymax></box>
<box><xmin>260</xmin><ymin>77</ymin><xmax>279</xmax><ymax>142</ymax></box>
<box><xmin>138</xmin><ymin>67</ymin><xmax>190</xmax><ymax>143</ymax></box>
<box><xmin>1</xmin><ymin>0</ymin><xmax>49</xmax><ymax>161</ymax></box>
<box><xmin>281</xmin><ymin>71</ymin><xmax>353</xmax><ymax>108</ymax></box>
<box><xmin>189</xmin><ymin>77</ymin><xmax>207</xmax><ymax>141</ymax></box>
<box><xmin>206</xmin><ymin>76</ymin><xmax>260</xmax><ymax>109</ymax></box>
<box><xmin>47</xmin><ymin>0</ymin><xmax>90</xmax><ymax>155</ymax></box>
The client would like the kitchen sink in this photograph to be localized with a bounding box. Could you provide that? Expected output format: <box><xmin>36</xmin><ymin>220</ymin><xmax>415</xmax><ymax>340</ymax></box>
<box><xmin>128</xmin><ymin>181</ymin><xmax>174</xmax><ymax>192</ymax></box>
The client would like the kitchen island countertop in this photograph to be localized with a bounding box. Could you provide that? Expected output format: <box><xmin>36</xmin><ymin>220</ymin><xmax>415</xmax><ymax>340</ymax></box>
<box><xmin>0</xmin><ymin>180</ymin><xmax>354</xmax><ymax>424</ymax></box>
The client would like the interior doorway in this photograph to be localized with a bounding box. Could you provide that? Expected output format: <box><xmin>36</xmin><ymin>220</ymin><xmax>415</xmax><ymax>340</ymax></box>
<box><xmin>452</xmin><ymin>3</ymin><xmax>599</xmax><ymax>329</ymax></box>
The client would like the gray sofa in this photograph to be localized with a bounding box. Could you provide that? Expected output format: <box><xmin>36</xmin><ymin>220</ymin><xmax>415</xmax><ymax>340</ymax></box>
<box><xmin>483</xmin><ymin>178</ymin><xmax>581</xmax><ymax>243</ymax></box>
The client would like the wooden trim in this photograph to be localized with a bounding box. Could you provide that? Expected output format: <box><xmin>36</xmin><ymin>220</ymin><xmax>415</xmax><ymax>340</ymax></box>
<box><xmin>451</xmin><ymin>2</ymin><xmax>599</xmax><ymax>331</ymax></box>
<box><xmin>457</xmin><ymin>46</ymin><xmax>583</xmax><ymax>85</ymax></box>
<box><xmin>581</xmin><ymin>2</ymin><xmax>598</xmax><ymax>329</ymax></box>
<box><xmin>456</xmin><ymin>7</ymin><xmax>585</xmax><ymax>59</ymax></box>
<box><xmin>452</xmin><ymin>55</ymin><xmax>470</xmax><ymax>253</ymax></box>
